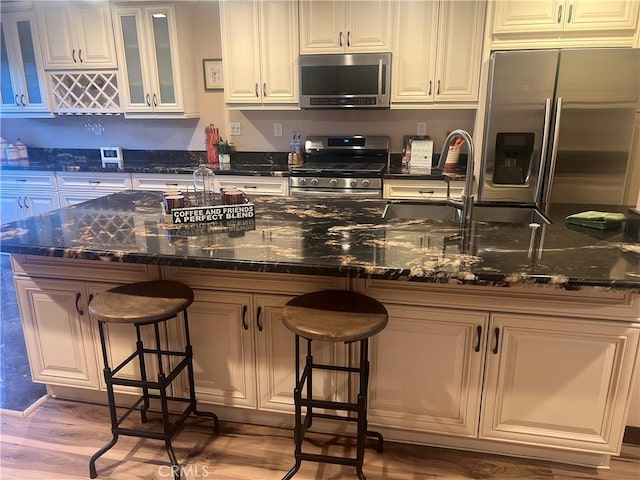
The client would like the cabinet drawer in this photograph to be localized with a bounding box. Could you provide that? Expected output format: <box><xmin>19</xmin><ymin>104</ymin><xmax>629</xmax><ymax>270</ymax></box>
<box><xmin>215</xmin><ymin>176</ymin><xmax>289</xmax><ymax>196</ymax></box>
<box><xmin>56</xmin><ymin>171</ymin><xmax>132</xmax><ymax>191</ymax></box>
<box><xmin>383</xmin><ymin>179</ymin><xmax>464</xmax><ymax>200</ymax></box>
<box><xmin>0</xmin><ymin>171</ymin><xmax>57</xmax><ymax>190</ymax></box>
<box><xmin>131</xmin><ymin>173</ymin><xmax>194</xmax><ymax>191</ymax></box>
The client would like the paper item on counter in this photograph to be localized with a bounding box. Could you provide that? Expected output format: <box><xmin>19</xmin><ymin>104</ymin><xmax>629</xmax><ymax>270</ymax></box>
<box><xmin>409</xmin><ymin>140</ymin><xmax>433</xmax><ymax>168</ymax></box>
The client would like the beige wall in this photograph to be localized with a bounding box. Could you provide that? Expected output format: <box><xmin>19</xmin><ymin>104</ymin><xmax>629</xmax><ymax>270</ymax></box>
<box><xmin>0</xmin><ymin>2</ymin><xmax>474</xmax><ymax>156</ymax></box>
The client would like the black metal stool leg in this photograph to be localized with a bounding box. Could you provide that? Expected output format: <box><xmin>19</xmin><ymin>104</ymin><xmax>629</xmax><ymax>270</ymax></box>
<box><xmin>90</xmin><ymin>321</ymin><xmax>123</xmax><ymax>478</ymax></box>
<box><xmin>136</xmin><ymin>324</ymin><xmax>149</xmax><ymax>423</ymax></box>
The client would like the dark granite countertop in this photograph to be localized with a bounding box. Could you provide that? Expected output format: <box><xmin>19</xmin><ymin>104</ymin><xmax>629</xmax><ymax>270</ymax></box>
<box><xmin>1</xmin><ymin>148</ymin><xmax>290</xmax><ymax>176</ymax></box>
<box><xmin>1</xmin><ymin>191</ymin><xmax>638</xmax><ymax>291</ymax></box>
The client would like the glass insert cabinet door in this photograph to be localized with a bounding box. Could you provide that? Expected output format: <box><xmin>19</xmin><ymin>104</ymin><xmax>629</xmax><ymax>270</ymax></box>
<box><xmin>0</xmin><ymin>12</ymin><xmax>48</xmax><ymax>113</ymax></box>
<box><xmin>114</xmin><ymin>5</ymin><xmax>181</xmax><ymax>113</ymax></box>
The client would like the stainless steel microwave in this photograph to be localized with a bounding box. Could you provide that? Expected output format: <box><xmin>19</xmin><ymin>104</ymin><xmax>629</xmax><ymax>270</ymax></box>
<box><xmin>299</xmin><ymin>53</ymin><xmax>391</xmax><ymax>109</ymax></box>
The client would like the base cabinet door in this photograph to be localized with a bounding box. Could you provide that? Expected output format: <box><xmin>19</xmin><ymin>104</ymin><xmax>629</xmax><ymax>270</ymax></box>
<box><xmin>14</xmin><ymin>277</ymin><xmax>100</xmax><ymax>389</ymax></box>
<box><xmin>174</xmin><ymin>289</ymin><xmax>340</xmax><ymax>414</ymax></box>
<box><xmin>177</xmin><ymin>290</ymin><xmax>258</xmax><ymax>408</ymax></box>
<box><xmin>368</xmin><ymin>304</ymin><xmax>487</xmax><ymax>436</ymax></box>
<box><xmin>480</xmin><ymin>313</ymin><xmax>640</xmax><ymax>454</ymax></box>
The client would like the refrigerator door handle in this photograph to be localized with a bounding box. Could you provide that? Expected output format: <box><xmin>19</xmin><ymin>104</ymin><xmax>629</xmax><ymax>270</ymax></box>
<box><xmin>542</xmin><ymin>97</ymin><xmax>563</xmax><ymax>214</ymax></box>
<box><xmin>534</xmin><ymin>98</ymin><xmax>553</xmax><ymax>204</ymax></box>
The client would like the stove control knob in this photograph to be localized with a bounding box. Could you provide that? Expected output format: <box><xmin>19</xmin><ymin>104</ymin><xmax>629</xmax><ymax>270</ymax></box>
<box><xmin>310</xmin><ymin>178</ymin><xmax>319</xmax><ymax>186</ymax></box>
<box><xmin>329</xmin><ymin>178</ymin><xmax>338</xmax><ymax>187</ymax></box>
<box><xmin>298</xmin><ymin>178</ymin><xmax>307</xmax><ymax>186</ymax></box>
<box><xmin>349</xmin><ymin>179</ymin><xmax>358</xmax><ymax>188</ymax></box>
<box><xmin>362</xmin><ymin>179</ymin><xmax>370</xmax><ymax>187</ymax></box>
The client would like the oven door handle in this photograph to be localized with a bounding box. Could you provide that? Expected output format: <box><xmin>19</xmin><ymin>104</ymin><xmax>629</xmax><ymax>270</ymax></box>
<box><xmin>290</xmin><ymin>189</ymin><xmax>380</xmax><ymax>197</ymax></box>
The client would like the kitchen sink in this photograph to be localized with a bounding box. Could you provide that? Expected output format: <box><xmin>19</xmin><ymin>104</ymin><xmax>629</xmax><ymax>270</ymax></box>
<box><xmin>382</xmin><ymin>202</ymin><xmax>462</xmax><ymax>222</ymax></box>
<box><xmin>382</xmin><ymin>202</ymin><xmax>552</xmax><ymax>226</ymax></box>
<box><xmin>471</xmin><ymin>205</ymin><xmax>552</xmax><ymax>225</ymax></box>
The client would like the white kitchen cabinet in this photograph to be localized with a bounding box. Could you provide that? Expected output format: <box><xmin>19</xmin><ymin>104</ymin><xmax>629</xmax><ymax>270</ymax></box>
<box><xmin>111</xmin><ymin>3</ymin><xmax>198</xmax><ymax>117</ymax></box>
<box><xmin>165</xmin><ymin>268</ymin><xmax>346</xmax><ymax>415</ymax></box>
<box><xmin>12</xmin><ymin>256</ymin><xmax>160</xmax><ymax>391</ymax></box>
<box><xmin>131</xmin><ymin>173</ymin><xmax>194</xmax><ymax>192</ymax></box>
<box><xmin>299</xmin><ymin>0</ymin><xmax>393</xmax><ymax>54</ymax></box>
<box><xmin>215</xmin><ymin>175</ymin><xmax>289</xmax><ymax>196</ymax></box>
<box><xmin>368</xmin><ymin>304</ymin><xmax>487</xmax><ymax>437</ymax></box>
<box><xmin>14</xmin><ymin>277</ymin><xmax>101</xmax><ymax>390</ymax></box>
<box><xmin>220</xmin><ymin>0</ymin><xmax>299</xmax><ymax>108</ymax></box>
<box><xmin>0</xmin><ymin>10</ymin><xmax>52</xmax><ymax>117</ymax></box>
<box><xmin>481</xmin><ymin>313</ymin><xmax>639</xmax><ymax>454</ymax></box>
<box><xmin>0</xmin><ymin>171</ymin><xmax>59</xmax><ymax>225</ymax></box>
<box><xmin>56</xmin><ymin>171</ymin><xmax>131</xmax><ymax>207</ymax></box>
<box><xmin>383</xmin><ymin>178</ymin><xmax>465</xmax><ymax>201</ymax></box>
<box><xmin>490</xmin><ymin>0</ymin><xmax>639</xmax><ymax>48</ymax></box>
<box><xmin>36</xmin><ymin>2</ymin><xmax>117</xmax><ymax>69</ymax></box>
<box><xmin>391</xmin><ymin>1</ymin><xmax>485</xmax><ymax>106</ymax></box>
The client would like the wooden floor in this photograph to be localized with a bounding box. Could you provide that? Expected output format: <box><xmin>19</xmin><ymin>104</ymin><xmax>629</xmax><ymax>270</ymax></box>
<box><xmin>1</xmin><ymin>398</ymin><xmax>639</xmax><ymax>480</ymax></box>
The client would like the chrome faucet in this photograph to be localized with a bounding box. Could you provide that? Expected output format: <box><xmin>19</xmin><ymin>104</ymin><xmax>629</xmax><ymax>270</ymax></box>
<box><xmin>437</xmin><ymin>129</ymin><xmax>474</xmax><ymax>227</ymax></box>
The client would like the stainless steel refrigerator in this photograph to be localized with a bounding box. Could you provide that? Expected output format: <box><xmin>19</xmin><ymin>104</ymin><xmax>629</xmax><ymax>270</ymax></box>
<box><xmin>478</xmin><ymin>48</ymin><xmax>640</xmax><ymax>212</ymax></box>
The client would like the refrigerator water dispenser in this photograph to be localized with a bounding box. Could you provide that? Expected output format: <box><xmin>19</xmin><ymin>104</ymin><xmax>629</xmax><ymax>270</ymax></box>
<box><xmin>493</xmin><ymin>133</ymin><xmax>534</xmax><ymax>185</ymax></box>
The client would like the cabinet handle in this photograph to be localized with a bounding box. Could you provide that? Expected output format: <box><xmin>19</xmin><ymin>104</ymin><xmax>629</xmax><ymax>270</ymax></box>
<box><xmin>347</xmin><ymin>31</ymin><xmax>351</xmax><ymax>47</ymax></box>
<box><xmin>146</xmin><ymin>93</ymin><xmax>151</xmax><ymax>106</ymax></box>
<box><xmin>339</xmin><ymin>31</ymin><xmax>343</xmax><ymax>47</ymax></box>
<box><xmin>492</xmin><ymin>327</ymin><xmax>500</xmax><ymax>354</ymax></box>
<box><xmin>15</xmin><ymin>178</ymin><xmax>27</xmax><ymax>183</ymax></box>
<box><xmin>474</xmin><ymin>325</ymin><xmax>482</xmax><ymax>352</ymax></box>
<box><xmin>242</xmin><ymin>185</ymin><xmax>258</xmax><ymax>189</ymax></box>
<box><xmin>89</xmin><ymin>180</ymin><xmax>100</xmax><ymax>185</ymax></box>
<box><xmin>241</xmin><ymin>305</ymin><xmax>248</xmax><ymax>330</ymax></box>
<box><xmin>152</xmin><ymin>93</ymin><xmax>158</xmax><ymax>107</ymax></box>
<box><xmin>17</xmin><ymin>196</ymin><xmax>23</xmax><ymax>208</ymax></box>
<box><xmin>78</xmin><ymin>49</ymin><xmax>83</xmax><ymax>63</ymax></box>
<box><xmin>88</xmin><ymin>294</ymin><xmax>94</xmax><ymax>305</ymax></box>
<box><xmin>20</xmin><ymin>94</ymin><xmax>25</xmax><ymax>106</ymax></box>
<box><xmin>23</xmin><ymin>197</ymin><xmax>30</xmax><ymax>209</ymax></box>
<box><xmin>263</xmin><ymin>82</ymin><xmax>267</xmax><ymax>97</ymax></box>
<box><xmin>165</xmin><ymin>182</ymin><xmax>178</xmax><ymax>186</ymax></box>
<box><xmin>428</xmin><ymin>80</ymin><xmax>432</xmax><ymax>96</ymax></box>
<box><xmin>437</xmin><ymin>80</ymin><xmax>441</xmax><ymax>95</ymax></box>
<box><xmin>255</xmin><ymin>83</ymin><xmax>259</xmax><ymax>97</ymax></box>
<box><xmin>72</xmin><ymin>48</ymin><xmax>77</xmax><ymax>63</ymax></box>
<box><xmin>557</xmin><ymin>5</ymin><xmax>562</xmax><ymax>23</ymax></box>
<box><xmin>256</xmin><ymin>306</ymin><xmax>263</xmax><ymax>332</ymax></box>
<box><xmin>75</xmin><ymin>292</ymin><xmax>84</xmax><ymax>315</ymax></box>
<box><xmin>567</xmin><ymin>4</ymin><xmax>573</xmax><ymax>22</ymax></box>
<box><xmin>14</xmin><ymin>94</ymin><xmax>20</xmax><ymax>106</ymax></box>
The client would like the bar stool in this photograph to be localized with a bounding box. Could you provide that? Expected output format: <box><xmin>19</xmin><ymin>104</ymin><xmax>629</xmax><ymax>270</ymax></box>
<box><xmin>88</xmin><ymin>280</ymin><xmax>219</xmax><ymax>480</ymax></box>
<box><xmin>281</xmin><ymin>290</ymin><xmax>388</xmax><ymax>480</ymax></box>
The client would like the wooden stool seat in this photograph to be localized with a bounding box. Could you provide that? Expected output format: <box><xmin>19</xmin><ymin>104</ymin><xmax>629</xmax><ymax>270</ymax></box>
<box><xmin>89</xmin><ymin>281</ymin><xmax>194</xmax><ymax>325</ymax></box>
<box><xmin>282</xmin><ymin>290</ymin><xmax>388</xmax><ymax>343</ymax></box>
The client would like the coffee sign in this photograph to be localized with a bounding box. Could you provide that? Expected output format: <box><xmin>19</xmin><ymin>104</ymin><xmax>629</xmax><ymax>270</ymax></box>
<box><xmin>171</xmin><ymin>203</ymin><xmax>255</xmax><ymax>225</ymax></box>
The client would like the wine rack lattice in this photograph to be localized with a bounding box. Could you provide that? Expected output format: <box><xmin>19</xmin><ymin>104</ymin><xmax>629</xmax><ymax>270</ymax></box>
<box><xmin>50</xmin><ymin>72</ymin><xmax>123</xmax><ymax>114</ymax></box>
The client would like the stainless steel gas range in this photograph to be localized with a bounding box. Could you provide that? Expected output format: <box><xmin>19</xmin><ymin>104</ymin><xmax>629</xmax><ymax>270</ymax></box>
<box><xmin>289</xmin><ymin>135</ymin><xmax>389</xmax><ymax>198</ymax></box>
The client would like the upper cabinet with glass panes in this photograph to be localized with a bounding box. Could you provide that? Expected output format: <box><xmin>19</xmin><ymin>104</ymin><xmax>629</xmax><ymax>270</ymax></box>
<box><xmin>0</xmin><ymin>10</ymin><xmax>52</xmax><ymax>117</ymax></box>
<box><xmin>111</xmin><ymin>3</ymin><xmax>199</xmax><ymax>118</ymax></box>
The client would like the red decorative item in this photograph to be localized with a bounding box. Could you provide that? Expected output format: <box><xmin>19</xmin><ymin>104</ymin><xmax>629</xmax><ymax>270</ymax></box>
<box><xmin>205</xmin><ymin>124</ymin><xmax>220</xmax><ymax>165</ymax></box>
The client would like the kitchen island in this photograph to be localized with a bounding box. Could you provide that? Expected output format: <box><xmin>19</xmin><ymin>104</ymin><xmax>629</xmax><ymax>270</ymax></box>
<box><xmin>1</xmin><ymin>191</ymin><xmax>639</xmax><ymax>469</ymax></box>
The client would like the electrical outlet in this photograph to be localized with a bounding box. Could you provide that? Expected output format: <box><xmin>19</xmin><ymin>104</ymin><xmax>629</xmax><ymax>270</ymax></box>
<box><xmin>230</xmin><ymin>122</ymin><xmax>242</xmax><ymax>136</ymax></box>
<box><xmin>274</xmin><ymin>123</ymin><xmax>283</xmax><ymax>137</ymax></box>
<box><xmin>417</xmin><ymin>122</ymin><xmax>427</xmax><ymax>136</ymax></box>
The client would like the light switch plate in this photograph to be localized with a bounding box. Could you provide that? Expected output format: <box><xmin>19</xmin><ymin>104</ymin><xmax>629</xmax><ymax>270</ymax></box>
<box><xmin>417</xmin><ymin>122</ymin><xmax>427</xmax><ymax>136</ymax></box>
<box><xmin>274</xmin><ymin>123</ymin><xmax>283</xmax><ymax>137</ymax></box>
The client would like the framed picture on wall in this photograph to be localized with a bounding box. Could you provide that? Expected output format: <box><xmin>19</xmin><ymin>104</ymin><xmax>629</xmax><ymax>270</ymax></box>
<box><xmin>203</xmin><ymin>58</ymin><xmax>223</xmax><ymax>91</ymax></box>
